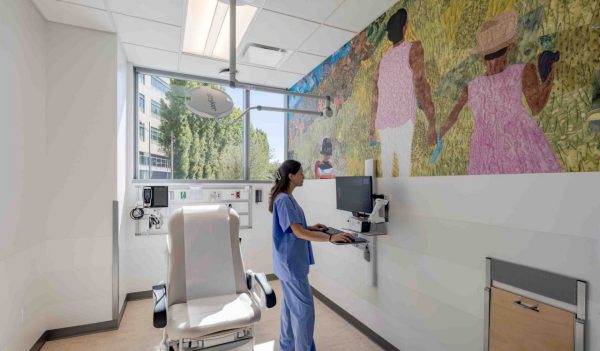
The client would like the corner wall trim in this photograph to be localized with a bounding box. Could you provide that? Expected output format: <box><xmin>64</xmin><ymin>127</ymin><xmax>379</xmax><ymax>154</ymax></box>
<box><xmin>30</xmin><ymin>290</ymin><xmax>153</xmax><ymax>351</ymax></box>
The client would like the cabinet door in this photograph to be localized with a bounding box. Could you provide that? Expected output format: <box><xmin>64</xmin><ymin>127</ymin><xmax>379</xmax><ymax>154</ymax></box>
<box><xmin>490</xmin><ymin>287</ymin><xmax>574</xmax><ymax>351</ymax></box>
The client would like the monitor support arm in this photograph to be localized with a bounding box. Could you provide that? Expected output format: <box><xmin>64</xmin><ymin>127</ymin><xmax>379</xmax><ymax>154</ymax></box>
<box><xmin>368</xmin><ymin>196</ymin><xmax>389</xmax><ymax>224</ymax></box>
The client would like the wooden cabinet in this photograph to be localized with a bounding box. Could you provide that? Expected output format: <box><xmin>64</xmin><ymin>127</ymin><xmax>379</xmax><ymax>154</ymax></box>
<box><xmin>490</xmin><ymin>287</ymin><xmax>574</xmax><ymax>351</ymax></box>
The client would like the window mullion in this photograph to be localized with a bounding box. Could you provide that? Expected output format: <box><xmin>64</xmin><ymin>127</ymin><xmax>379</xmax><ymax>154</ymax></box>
<box><xmin>243</xmin><ymin>89</ymin><xmax>250</xmax><ymax>180</ymax></box>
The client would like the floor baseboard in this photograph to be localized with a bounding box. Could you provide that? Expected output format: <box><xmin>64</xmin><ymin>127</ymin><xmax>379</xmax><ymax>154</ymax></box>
<box><xmin>30</xmin><ymin>290</ymin><xmax>152</xmax><ymax>351</ymax></box>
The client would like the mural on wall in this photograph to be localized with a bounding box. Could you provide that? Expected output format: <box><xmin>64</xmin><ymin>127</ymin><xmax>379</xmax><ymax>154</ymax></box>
<box><xmin>288</xmin><ymin>0</ymin><xmax>600</xmax><ymax>177</ymax></box>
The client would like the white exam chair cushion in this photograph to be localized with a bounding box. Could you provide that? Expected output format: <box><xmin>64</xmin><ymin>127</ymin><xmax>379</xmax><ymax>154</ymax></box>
<box><xmin>167</xmin><ymin>292</ymin><xmax>261</xmax><ymax>340</ymax></box>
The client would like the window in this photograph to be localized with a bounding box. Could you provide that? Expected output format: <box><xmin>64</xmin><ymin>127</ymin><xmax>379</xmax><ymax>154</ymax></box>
<box><xmin>138</xmin><ymin>93</ymin><xmax>145</xmax><ymax>113</ymax></box>
<box><xmin>138</xmin><ymin>74</ymin><xmax>145</xmax><ymax>85</ymax></box>
<box><xmin>249</xmin><ymin>90</ymin><xmax>284</xmax><ymax>180</ymax></box>
<box><xmin>151</xmin><ymin>127</ymin><xmax>159</xmax><ymax>143</ymax></box>
<box><xmin>151</xmin><ymin>100</ymin><xmax>161</xmax><ymax>116</ymax></box>
<box><xmin>135</xmin><ymin>70</ymin><xmax>284</xmax><ymax>181</ymax></box>
<box><xmin>138</xmin><ymin>122</ymin><xmax>145</xmax><ymax>142</ymax></box>
<box><xmin>151</xmin><ymin>76</ymin><xmax>170</xmax><ymax>94</ymax></box>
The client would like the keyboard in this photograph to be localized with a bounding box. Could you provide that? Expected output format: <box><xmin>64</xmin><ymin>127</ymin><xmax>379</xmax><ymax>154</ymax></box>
<box><xmin>325</xmin><ymin>227</ymin><xmax>368</xmax><ymax>244</ymax></box>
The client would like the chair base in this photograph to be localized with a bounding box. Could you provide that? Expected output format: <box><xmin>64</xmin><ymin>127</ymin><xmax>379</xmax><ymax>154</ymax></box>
<box><xmin>162</xmin><ymin>326</ymin><xmax>255</xmax><ymax>351</ymax></box>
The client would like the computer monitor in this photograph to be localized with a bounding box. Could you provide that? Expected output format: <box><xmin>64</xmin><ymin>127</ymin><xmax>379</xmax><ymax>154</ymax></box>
<box><xmin>335</xmin><ymin>176</ymin><xmax>373</xmax><ymax>214</ymax></box>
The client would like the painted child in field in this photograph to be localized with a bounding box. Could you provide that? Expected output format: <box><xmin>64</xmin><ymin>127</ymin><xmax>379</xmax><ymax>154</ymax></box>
<box><xmin>440</xmin><ymin>11</ymin><xmax>561</xmax><ymax>174</ymax></box>
<box><xmin>371</xmin><ymin>8</ymin><xmax>437</xmax><ymax>177</ymax></box>
<box><xmin>314</xmin><ymin>137</ymin><xmax>335</xmax><ymax>179</ymax></box>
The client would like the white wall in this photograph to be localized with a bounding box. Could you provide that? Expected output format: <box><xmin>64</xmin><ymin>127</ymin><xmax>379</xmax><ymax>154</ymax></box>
<box><xmin>44</xmin><ymin>23</ymin><xmax>118</xmax><ymax>329</ymax></box>
<box><xmin>295</xmin><ymin>173</ymin><xmax>600</xmax><ymax>350</ymax></box>
<box><xmin>0</xmin><ymin>0</ymin><xmax>48</xmax><ymax>349</ymax></box>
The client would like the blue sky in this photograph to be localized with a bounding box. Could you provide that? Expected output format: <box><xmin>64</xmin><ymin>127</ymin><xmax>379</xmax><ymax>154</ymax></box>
<box><xmin>225</xmin><ymin>87</ymin><xmax>285</xmax><ymax>163</ymax></box>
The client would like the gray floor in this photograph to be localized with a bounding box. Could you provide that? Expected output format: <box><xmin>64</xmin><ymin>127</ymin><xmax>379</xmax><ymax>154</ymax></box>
<box><xmin>42</xmin><ymin>280</ymin><xmax>384</xmax><ymax>351</ymax></box>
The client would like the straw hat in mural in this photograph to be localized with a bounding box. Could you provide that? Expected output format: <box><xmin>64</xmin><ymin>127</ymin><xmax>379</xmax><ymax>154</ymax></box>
<box><xmin>472</xmin><ymin>11</ymin><xmax>519</xmax><ymax>55</ymax></box>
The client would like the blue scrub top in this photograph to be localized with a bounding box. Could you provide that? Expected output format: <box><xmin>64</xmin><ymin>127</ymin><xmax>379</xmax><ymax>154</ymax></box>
<box><xmin>272</xmin><ymin>192</ymin><xmax>315</xmax><ymax>281</ymax></box>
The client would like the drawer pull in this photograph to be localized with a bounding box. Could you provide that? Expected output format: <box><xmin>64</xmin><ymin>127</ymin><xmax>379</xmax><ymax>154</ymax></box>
<box><xmin>514</xmin><ymin>300</ymin><xmax>540</xmax><ymax>312</ymax></box>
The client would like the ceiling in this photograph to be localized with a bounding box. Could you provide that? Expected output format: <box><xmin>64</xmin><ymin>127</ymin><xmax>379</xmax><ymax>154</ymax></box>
<box><xmin>32</xmin><ymin>0</ymin><xmax>397</xmax><ymax>88</ymax></box>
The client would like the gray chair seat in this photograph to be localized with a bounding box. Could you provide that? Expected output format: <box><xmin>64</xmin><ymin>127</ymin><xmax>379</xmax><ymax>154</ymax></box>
<box><xmin>166</xmin><ymin>292</ymin><xmax>261</xmax><ymax>340</ymax></box>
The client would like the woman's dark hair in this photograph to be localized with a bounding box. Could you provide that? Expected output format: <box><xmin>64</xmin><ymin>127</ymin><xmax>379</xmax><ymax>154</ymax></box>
<box><xmin>484</xmin><ymin>47</ymin><xmax>508</xmax><ymax>61</ymax></box>
<box><xmin>386</xmin><ymin>8</ymin><xmax>408</xmax><ymax>44</ymax></box>
<box><xmin>268</xmin><ymin>160</ymin><xmax>302</xmax><ymax>213</ymax></box>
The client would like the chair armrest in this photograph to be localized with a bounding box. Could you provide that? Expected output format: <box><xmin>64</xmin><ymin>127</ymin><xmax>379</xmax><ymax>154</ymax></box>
<box><xmin>246</xmin><ymin>270</ymin><xmax>276</xmax><ymax>308</ymax></box>
<box><xmin>152</xmin><ymin>283</ymin><xmax>167</xmax><ymax>328</ymax></box>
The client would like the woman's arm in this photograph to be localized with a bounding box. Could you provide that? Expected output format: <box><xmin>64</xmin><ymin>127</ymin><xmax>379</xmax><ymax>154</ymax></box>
<box><xmin>370</xmin><ymin>62</ymin><xmax>380</xmax><ymax>141</ymax></box>
<box><xmin>410</xmin><ymin>41</ymin><xmax>437</xmax><ymax>145</ymax></box>
<box><xmin>440</xmin><ymin>86</ymin><xmax>468</xmax><ymax>138</ymax></box>
<box><xmin>308</xmin><ymin>223</ymin><xmax>327</xmax><ymax>231</ymax></box>
<box><xmin>290</xmin><ymin>224</ymin><xmax>353</xmax><ymax>243</ymax></box>
<box><xmin>523</xmin><ymin>62</ymin><xmax>555</xmax><ymax>116</ymax></box>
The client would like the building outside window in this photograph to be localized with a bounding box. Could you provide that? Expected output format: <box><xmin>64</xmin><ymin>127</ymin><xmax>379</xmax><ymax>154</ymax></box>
<box><xmin>138</xmin><ymin>74</ymin><xmax>145</xmax><ymax>85</ymax></box>
<box><xmin>151</xmin><ymin>127</ymin><xmax>159</xmax><ymax>143</ymax></box>
<box><xmin>135</xmin><ymin>70</ymin><xmax>284</xmax><ymax>181</ymax></box>
<box><xmin>151</xmin><ymin>76</ymin><xmax>169</xmax><ymax>95</ymax></box>
<box><xmin>138</xmin><ymin>93</ymin><xmax>145</xmax><ymax>113</ymax></box>
<box><xmin>151</xmin><ymin>100</ymin><xmax>160</xmax><ymax>116</ymax></box>
<box><xmin>138</xmin><ymin>122</ymin><xmax>145</xmax><ymax>142</ymax></box>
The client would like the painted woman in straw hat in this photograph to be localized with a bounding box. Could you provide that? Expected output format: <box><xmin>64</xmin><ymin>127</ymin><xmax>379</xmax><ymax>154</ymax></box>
<box><xmin>439</xmin><ymin>11</ymin><xmax>561</xmax><ymax>175</ymax></box>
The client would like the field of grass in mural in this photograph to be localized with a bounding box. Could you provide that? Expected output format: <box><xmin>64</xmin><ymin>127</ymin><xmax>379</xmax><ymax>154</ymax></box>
<box><xmin>288</xmin><ymin>0</ymin><xmax>600</xmax><ymax>177</ymax></box>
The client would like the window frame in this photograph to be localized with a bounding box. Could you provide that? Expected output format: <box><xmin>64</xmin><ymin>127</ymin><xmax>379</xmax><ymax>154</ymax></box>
<box><xmin>133</xmin><ymin>67</ymin><xmax>285</xmax><ymax>184</ymax></box>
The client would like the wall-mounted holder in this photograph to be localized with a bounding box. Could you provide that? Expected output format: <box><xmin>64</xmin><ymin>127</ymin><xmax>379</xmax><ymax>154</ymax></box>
<box><xmin>484</xmin><ymin>257</ymin><xmax>587</xmax><ymax>351</ymax></box>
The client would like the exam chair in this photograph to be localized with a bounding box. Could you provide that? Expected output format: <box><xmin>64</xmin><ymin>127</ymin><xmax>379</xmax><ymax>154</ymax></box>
<box><xmin>153</xmin><ymin>205</ymin><xmax>276</xmax><ymax>351</ymax></box>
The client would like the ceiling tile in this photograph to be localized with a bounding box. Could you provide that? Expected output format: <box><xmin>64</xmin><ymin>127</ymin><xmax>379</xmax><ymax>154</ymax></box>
<box><xmin>242</xmin><ymin>9</ymin><xmax>319</xmax><ymax>51</ymax></box>
<box><xmin>264</xmin><ymin>70</ymin><xmax>304</xmax><ymax>88</ymax></box>
<box><xmin>33</xmin><ymin>0</ymin><xmax>114</xmax><ymax>32</ymax></box>
<box><xmin>122</xmin><ymin>43</ymin><xmax>179</xmax><ymax>71</ymax></box>
<box><xmin>107</xmin><ymin>0</ymin><xmax>184</xmax><ymax>26</ymax></box>
<box><xmin>113</xmin><ymin>13</ymin><xmax>181</xmax><ymax>52</ymax></box>
<box><xmin>279</xmin><ymin>51</ymin><xmax>325</xmax><ymax>75</ymax></box>
<box><xmin>58</xmin><ymin>0</ymin><xmax>106</xmax><ymax>10</ymax></box>
<box><xmin>179</xmin><ymin>54</ymin><xmax>231</xmax><ymax>79</ymax></box>
<box><xmin>236</xmin><ymin>64</ymin><xmax>273</xmax><ymax>86</ymax></box>
<box><xmin>263</xmin><ymin>0</ymin><xmax>343</xmax><ymax>23</ymax></box>
<box><xmin>325</xmin><ymin>0</ymin><xmax>397</xmax><ymax>32</ymax></box>
<box><xmin>298</xmin><ymin>25</ymin><xmax>355</xmax><ymax>57</ymax></box>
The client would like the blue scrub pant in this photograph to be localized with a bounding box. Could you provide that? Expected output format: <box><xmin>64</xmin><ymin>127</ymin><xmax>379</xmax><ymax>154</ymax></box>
<box><xmin>279</xmin><ymin>277</ymin><xmax>316</xmax><ymax>351</ymax></box>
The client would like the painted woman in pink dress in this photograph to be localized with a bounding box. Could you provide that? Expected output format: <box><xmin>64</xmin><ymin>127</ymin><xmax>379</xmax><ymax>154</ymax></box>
<box><xmin>440</xmin><ymin>11</ymin><xmax>562</xmax><ymax>175</ymax></box>
<box><xmin>370</xmin><ymin>8</ymin><xmax>436</xmax><ymax>177</ymax></box>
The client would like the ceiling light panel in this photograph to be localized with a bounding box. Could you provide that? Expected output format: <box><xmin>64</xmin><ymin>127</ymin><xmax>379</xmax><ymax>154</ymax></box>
<box><xmin>299</xmin><ymin>25</ymin><xmax>355</xmax><ymax>57</ymax></box>
<box><xmin>113</xmin><ymin>13</ymin><xmax>181</xmax><ymax>52</ymax></box>
<box><xmin>107</xmin><ymin>0</ymin><xmax>184</xmax><ymax>26</ymax></box>
<box><xmin>183</xmin><ymin>0</ymin><xmax>257</xmax><ymax>60</ymax></box>
<box><xmin>263</xmin><ymin>0</ymin><xmax>344</xmax><ymax>23</ymax></box>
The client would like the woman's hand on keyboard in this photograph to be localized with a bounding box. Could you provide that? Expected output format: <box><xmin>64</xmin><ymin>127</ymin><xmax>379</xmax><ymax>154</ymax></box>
<box><xmin>331</xmin><ymin>232</ymin><xmax>354</xmax><ymax>243</ymax></box>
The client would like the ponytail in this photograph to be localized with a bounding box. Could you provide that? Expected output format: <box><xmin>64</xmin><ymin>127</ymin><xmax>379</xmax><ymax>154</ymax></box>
<box><xmin>268</xmin><ymin>160</ymin><xmax>302</xmax><ymax>213</ymax></box>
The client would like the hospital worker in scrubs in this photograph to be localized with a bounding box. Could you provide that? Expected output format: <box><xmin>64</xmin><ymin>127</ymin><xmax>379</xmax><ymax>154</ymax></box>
<box><xmin>269</xmin><ymin>159</ymin><xmax>354</xmax><ymax>351</ymax></box>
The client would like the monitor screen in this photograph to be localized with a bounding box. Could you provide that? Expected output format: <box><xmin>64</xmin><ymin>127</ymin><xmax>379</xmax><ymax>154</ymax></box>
<box><xmin>335</xmin><ymin>176</ymin><xmax>373</xmax><ymax>214</ymax></box>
